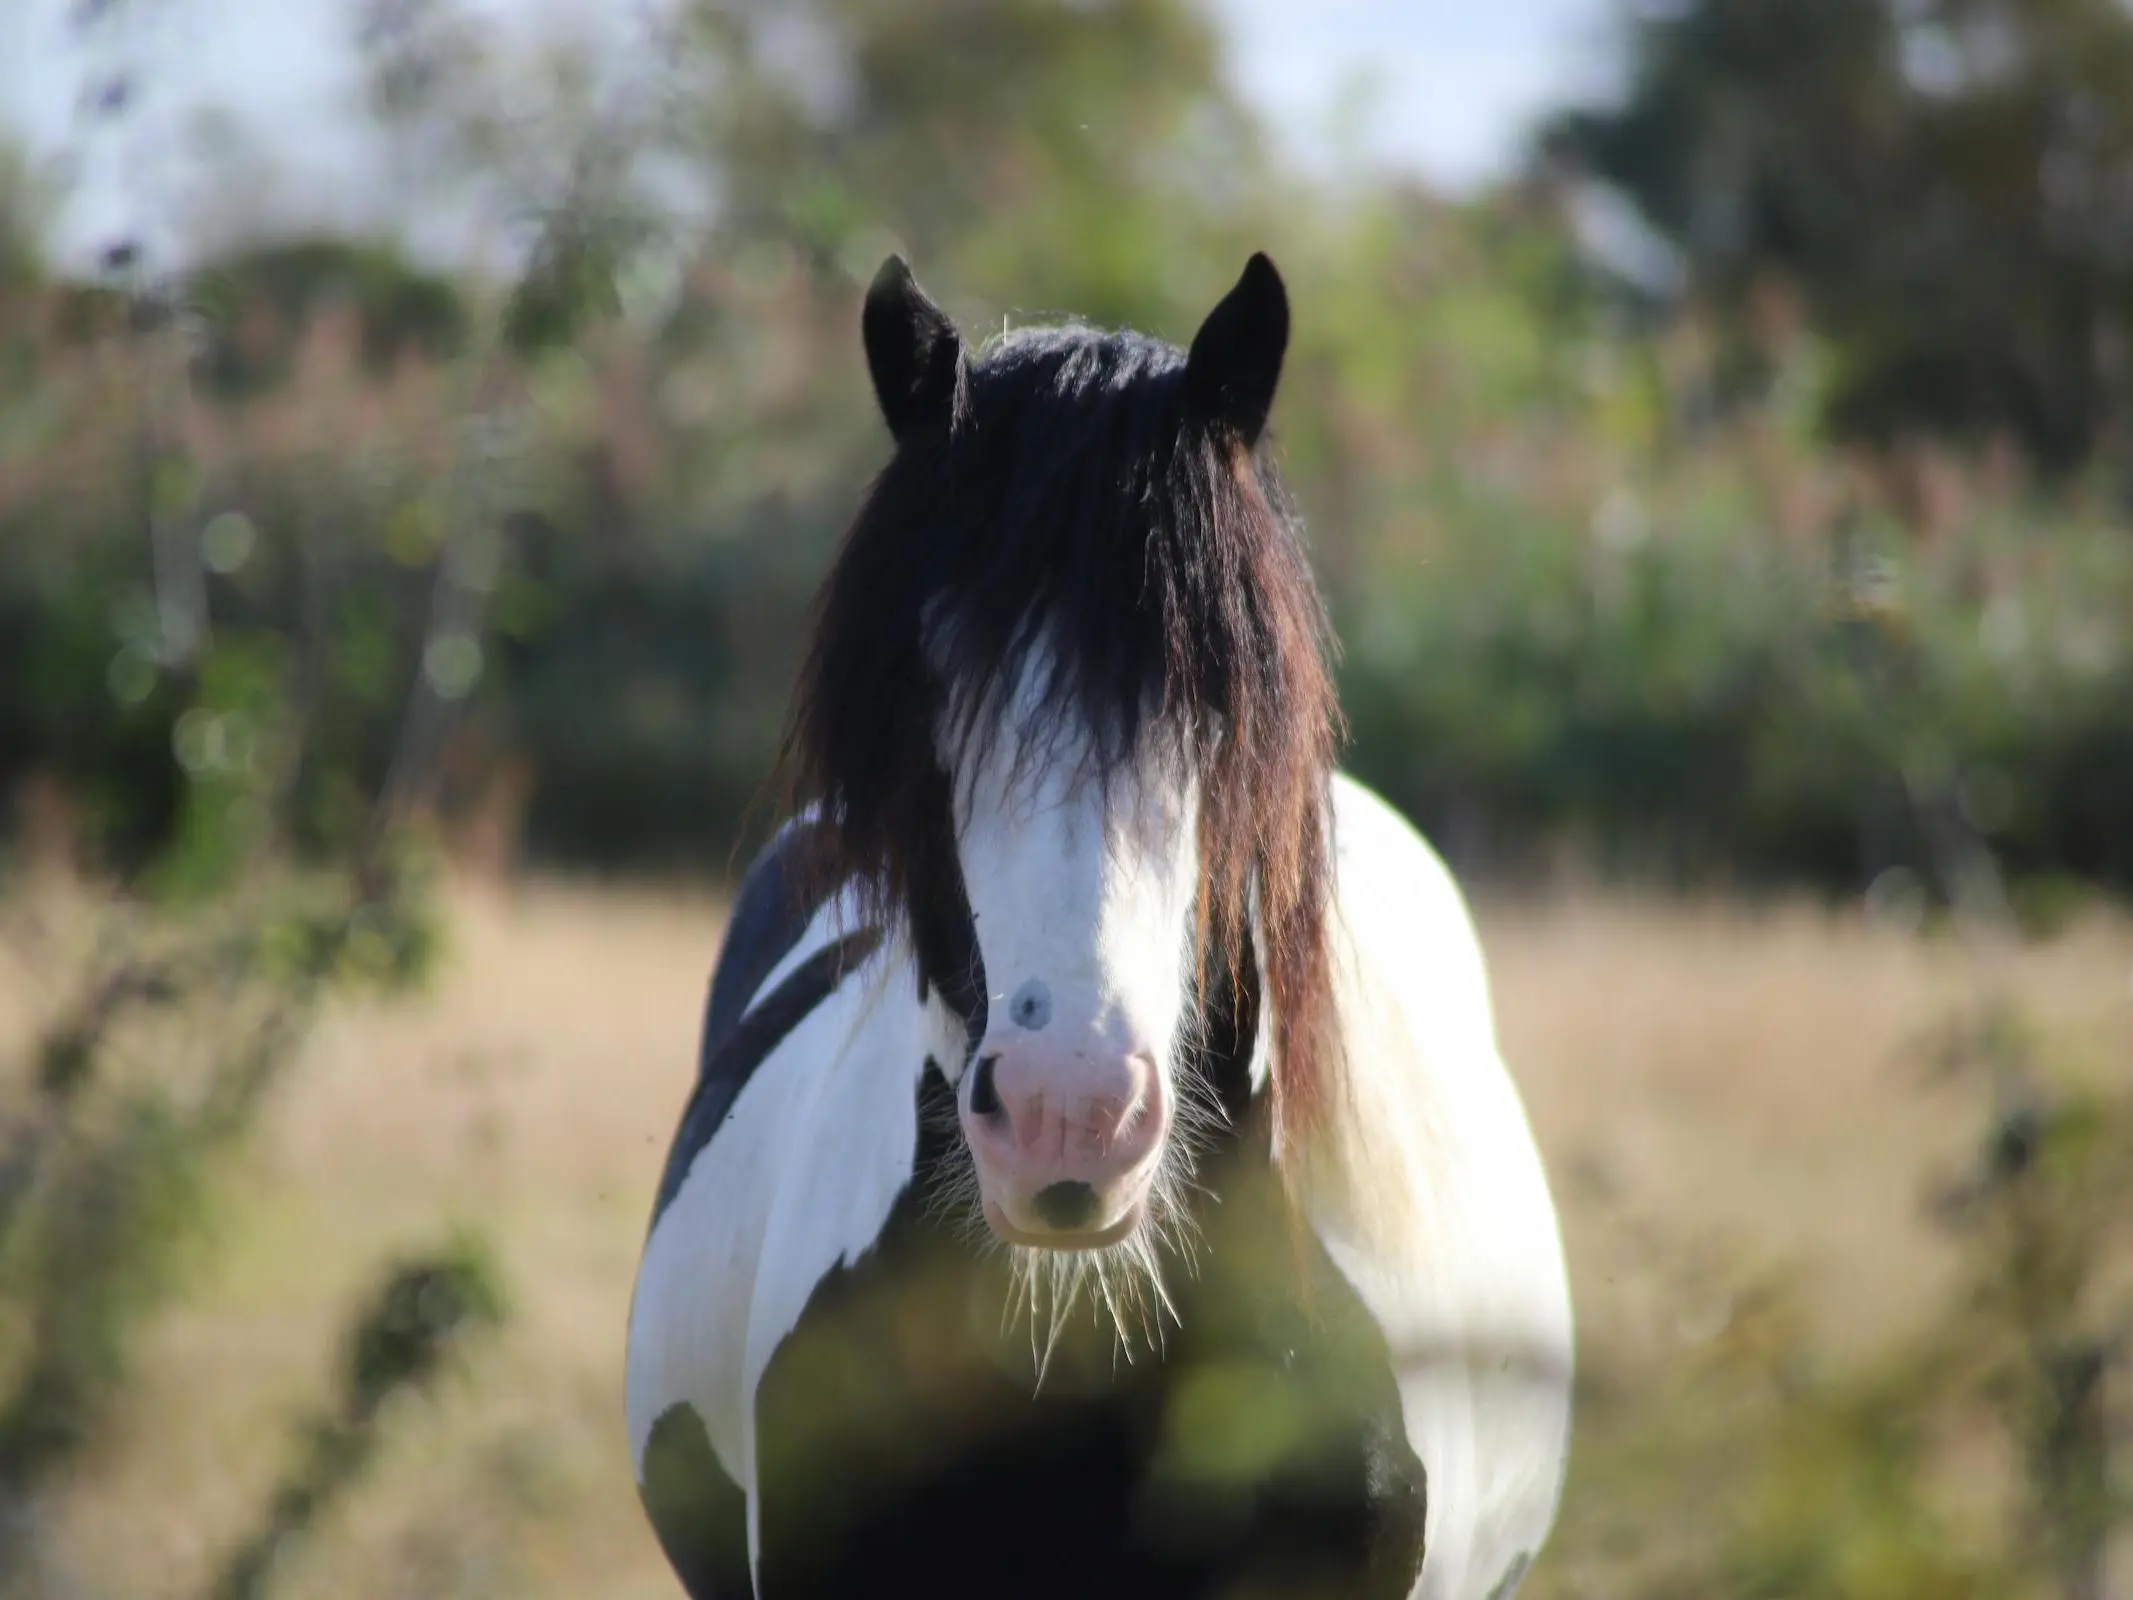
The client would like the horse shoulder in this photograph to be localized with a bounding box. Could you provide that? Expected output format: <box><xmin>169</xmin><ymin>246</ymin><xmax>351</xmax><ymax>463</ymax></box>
<box><xmin>626</xmin><ymin>845</ymin><xmax>956</xmax><ymax>1592</ymax></box>
<box><xmin>1305</xmin><ymin>773</ymin><xmax>1575</xmax><ymax>1600</ymax></box>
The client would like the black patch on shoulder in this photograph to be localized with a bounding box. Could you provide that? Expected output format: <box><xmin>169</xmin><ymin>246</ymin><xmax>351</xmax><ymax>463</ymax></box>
<box><xmin>639</xmin><ymin>1401</ymin><xmax>749</xmax><ymax>1599</ymax></box>
<box><xmin>649</xmin><ymin>823</ymin><xmax>881</xmax><ymax>1228</ymax></box>
<box><xmin>703</xmin><ymin>821</ymin><xmax>835</xmax><ymax>1055</ymax></box>
<box><xmin>650</xmin><ymin>925</ymin><xmax>880</xmax><ymax>1226</ymax></box>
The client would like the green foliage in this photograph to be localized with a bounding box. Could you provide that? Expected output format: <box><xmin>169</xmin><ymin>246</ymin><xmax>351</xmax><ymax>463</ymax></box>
<box><xmin>186</xmin><ymin>237</ymin><xmax>470</xmax><ymax>398</ymax></box>
<box><xmin>0</xmin><ymin>848</ymin><xmax>458</xmax><ymax>1559</ymax></box>
<box><xmin>1546</xmin><ymin>0</ymin><xmax>2133</xmax><ymax>469</ymax></box>
<box><xmin>14</xmin><ymin>110</ymin><xmax>2133</xmax><ymax>901</ymax></box>
<box><xmin>152</xmin><ymin>634</ymin><xmax>296</xmax><ymax>901</ymax></box>
<box><xmin>211</xmin><ymin>1238</ymin><xmax>507</xmax><ymax>1600</ymax></box>
<box><xmin>0</xmin><ymin>95</ymin><xmax>510</xmax><ymax>1591</ymax></box>
<box><xmin>1337</xmin><ymin>473</ymin><xmax>2133</xmax><ymax>895</ymax></box>
<box><xmin>662</xmin><ymin>0</ymin><xmax>1273</xmax><ymax>343</ymax></box>
<box><xmin>0</xmin><ymin>143</ymin><xmax>47</xmax><ymax>295</ymax></box>
<box><xmin>1536</xmin><ymin>1003</ymin><xmax>2132</xmax><ymax>1600</ymax></box>
<box><xmin>0</xmin><ymin>1093</ymin><xmax>208</xmax><ymax>1499</ymax></box>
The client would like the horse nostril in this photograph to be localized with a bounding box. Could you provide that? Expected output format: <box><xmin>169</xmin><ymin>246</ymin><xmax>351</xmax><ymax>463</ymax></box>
<box><xmin>1031</xmin><ymin>1181</ymin><xmax>1098</xmax><ymax>1230</ymax></box>
<box><xmin>969</xmin><ymin>1053</ymin><xmax>1003</xmax><ymax>1117</ymax></box>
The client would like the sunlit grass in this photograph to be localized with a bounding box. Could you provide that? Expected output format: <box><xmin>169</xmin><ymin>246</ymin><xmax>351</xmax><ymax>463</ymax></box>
<box><xmin>0</xmin><ymin>877</ymin><xmax>2126</xmax><ymax>1595</ymax></box>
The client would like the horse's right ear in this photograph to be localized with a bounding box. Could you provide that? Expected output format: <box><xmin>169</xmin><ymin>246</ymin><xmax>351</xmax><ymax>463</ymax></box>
<box><xmin>863</xmin><ymin>256</ymin><xmax>963</xmax><ymax>442</ymax></box>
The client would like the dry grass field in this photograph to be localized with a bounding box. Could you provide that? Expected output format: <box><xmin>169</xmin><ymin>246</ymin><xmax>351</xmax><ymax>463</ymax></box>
<box><xmin>3</xmin><ymin>879</ymin><xmax>2130</xmax><ymax>1597</ymax></box>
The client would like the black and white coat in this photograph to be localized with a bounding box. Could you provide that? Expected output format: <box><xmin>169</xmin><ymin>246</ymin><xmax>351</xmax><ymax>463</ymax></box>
<box><xmin>625</xmin><ymin>257</ymin><xmax>1574</xmax><ymax>1600</ymax></box>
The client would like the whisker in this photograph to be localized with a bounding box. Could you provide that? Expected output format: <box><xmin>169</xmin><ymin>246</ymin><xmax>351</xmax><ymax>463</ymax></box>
<box><xmin>1096</xmin><ymin>1268</ymin><xmax>1132</xmax><ymax>1364</ymax></box>
<box><xmin>915</xmin><ymin>1036</ymin><xmax>1237</xmax><ymax>1389</ymax></box>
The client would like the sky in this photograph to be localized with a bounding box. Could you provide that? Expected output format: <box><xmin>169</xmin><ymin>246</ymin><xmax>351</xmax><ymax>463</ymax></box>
<box><xmin>1221</xmin><ymin>1</ymin><xmax>1621</xmax><ymax>185</ymax></box>
<box><xmin>0</xmin><ymin>0</ymin><xmax>1624</xmax><ymax>271</ymax></box>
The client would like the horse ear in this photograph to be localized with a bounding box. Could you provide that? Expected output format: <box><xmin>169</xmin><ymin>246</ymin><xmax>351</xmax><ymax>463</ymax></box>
<box><xmin>863</xmin><ymin>256</ymin><xmax>963</xmax><ymax>442</ymax></box>
<box><xmin>1185</xmin><ymin>252</ymin><xmax>1289</xmax><ymax>448</ymax></box>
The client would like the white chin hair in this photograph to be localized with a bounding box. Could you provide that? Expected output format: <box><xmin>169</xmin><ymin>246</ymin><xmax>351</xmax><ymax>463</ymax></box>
<box><xmin>932</xmin><ymin>1076</ymin><xmax>1236</xmax><ymax>1390</ymax></box>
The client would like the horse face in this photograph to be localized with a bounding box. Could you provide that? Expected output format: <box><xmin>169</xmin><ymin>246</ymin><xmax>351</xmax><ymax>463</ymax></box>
<box><xmin>944</xmin><ymin>673</ymin><xmax>1200</xmax><ymax>1250</ymax></box>
<box><xmin>842</xmin><ymin>252</ymin><xmax>1304</xmax><ymax>1256</ymax></box>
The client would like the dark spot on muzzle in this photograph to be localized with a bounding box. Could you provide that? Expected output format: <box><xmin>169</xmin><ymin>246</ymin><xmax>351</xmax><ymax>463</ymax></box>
<box><xmin>1031</xmin><ymin>1181</ymin><xmax>1099</xmax><ymax>1230</ymax></box>
<box><xmin>1009</xmin><ymin>978</ymin><xmax>1052</xmax><ymax>1030</ymax></box>
<box><xmin>969</xmin><ymin>1052</ymin><xmax>1003</xmax><ymax>1117</ymax></box>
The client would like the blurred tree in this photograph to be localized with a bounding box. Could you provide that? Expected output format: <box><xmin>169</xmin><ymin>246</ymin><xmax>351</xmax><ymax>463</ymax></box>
<box><xmin>0</xmin><ymin>141</ymin><xmax>54</xmax><ymax>396</ymax></box>
<box><xmin>665</xmin><ymin>0</ymin><xmax>1272</xmax><ymax>326</ymax></box>
<box><xmin>0</xmin><ymin>142</ymin><xmax>46</xmax><ymax>293</ymax></box>
<box><xmin>1545</xmin><ymin>0</ymin><xmax>2133</xmax><ymax>473</ymax></box>
<box><xmin>15</xmin><ymin>0</ymin><xmax>2133</xmax><ymax>896</ymax></box>
<box><xmin>186</xmin><ymin>236</ymin><xmax>470</xmax><ymax>397</ymax></box>
<box><xmin>209</xmin><ymin>1239</ymin><xmax>508</xmax><ymax>1600</ymax></box>
<box><xmin>352</xmin><ymin>0</ymin><xmax>678</xmax><ymax>353</ymax></box>
<box><xmin>0</xmin><ymin>9</ymin><xmax>519</xmax><ymax>1586</ymax></box>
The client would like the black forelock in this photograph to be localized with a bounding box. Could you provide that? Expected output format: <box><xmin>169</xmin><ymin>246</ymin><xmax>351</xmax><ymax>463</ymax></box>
<box><xmin>902</xmin><ymin>321</ymin><xmax>1247</xmax><ymax>778</ymax></box>
<box><xmin>783</xmin><ymin>309</ymin><xmax>1341</xmax><ymax>1135</ymax></box>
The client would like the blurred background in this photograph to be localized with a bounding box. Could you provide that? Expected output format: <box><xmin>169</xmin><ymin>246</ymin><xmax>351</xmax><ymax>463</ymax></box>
<box><xmin>0</xmin><ymin>0</ymin><xmax>2130</xmax><ymax>1595</ymax></box>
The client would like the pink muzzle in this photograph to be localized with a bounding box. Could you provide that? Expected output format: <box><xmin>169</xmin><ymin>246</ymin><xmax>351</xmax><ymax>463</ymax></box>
<box><xmin>961</xmin><ymin>1039</ymin><xmax>1168</xmax><ymax>1248</ymax></box>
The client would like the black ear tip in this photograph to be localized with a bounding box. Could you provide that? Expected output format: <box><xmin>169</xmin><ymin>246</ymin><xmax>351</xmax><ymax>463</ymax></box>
<box><xmin>1215</xmin><ymin>251</ymin><xmax>1287</xmax><ymax>332</ymax></box>
<box><xmin>1234</xmin><ymin>252</ymin><xmax>1286</xmax><ymax>315</ymax></box>
<box><xmin>869</xmin><ymin>254</ymin><xmax>915</xmax><ymax>299</ymax></box>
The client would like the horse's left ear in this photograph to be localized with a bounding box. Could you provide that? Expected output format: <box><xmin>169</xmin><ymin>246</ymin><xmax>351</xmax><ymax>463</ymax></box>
<box><xmin>1185</xmin><ymin>252</ymin><xmax>1289</xmax><ymax>448</ymax></box>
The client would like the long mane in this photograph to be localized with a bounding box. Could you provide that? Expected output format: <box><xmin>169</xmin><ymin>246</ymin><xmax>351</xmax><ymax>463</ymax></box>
<box><xmin>778</xmin><ymin>317</ymin><xmax>1344</xmax><ymax>1150</ymax></box>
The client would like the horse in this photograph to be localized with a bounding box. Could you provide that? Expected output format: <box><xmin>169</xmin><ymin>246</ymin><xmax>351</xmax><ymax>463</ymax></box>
<box><xmin>625</xmin><ymin>252</ymin><xmax>1574</xmax><ymax>1599</ymax></box>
